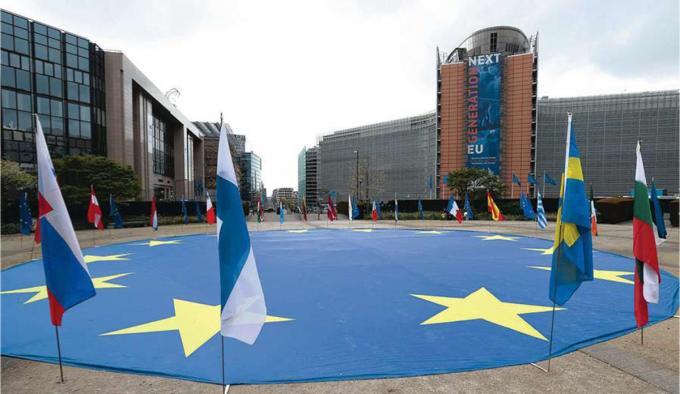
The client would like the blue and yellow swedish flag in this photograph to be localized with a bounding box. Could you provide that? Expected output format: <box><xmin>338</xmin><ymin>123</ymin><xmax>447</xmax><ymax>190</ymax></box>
<box><xmin>549</xmin><ymin>115</ymin><xmax>593</xmax><ymax>305</ymax></box>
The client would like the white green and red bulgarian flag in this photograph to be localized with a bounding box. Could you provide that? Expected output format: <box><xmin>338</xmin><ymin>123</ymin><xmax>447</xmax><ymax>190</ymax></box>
<box><xmin>633</xmin><ymin>141</ymin><xmax>661</xmax><ymax>328</ymax></box>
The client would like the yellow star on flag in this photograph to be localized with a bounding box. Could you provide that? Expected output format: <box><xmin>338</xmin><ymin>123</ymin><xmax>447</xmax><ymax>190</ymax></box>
<box><xmin>102</xmin><ymin>298</ymin><xmax>292</xmax><ymax>357</ymax></box>
<box><xmin>529</xmin><ymin>266</ymin><xmax>634</xmax><ymax>285</ymax></box>
<box><xmin>523</xmin><ymin>247</ymin><xmax>554</xmax><ymax>255</ymax></box>
<box><xmin>418</xmin><ymin>230</ymin><xmax>444</xmax><ymax>234</ymax></box>
<box><xmin>1</xmin><ymin>273</ymin><xmax>133</xmax><ymax>304</ymax></box>
<box><xmin>83</xmin><ymin>253</ymin><xmax>132</xmax><ymax>263</ymax></box>
<box><xmin>288</xmin><ymin>230</ymin><xmax>308</xmax><ymax>233</ymax></box>
<box><xmin>138</xmin><ymin>240</ymin><xmax>182</xmax><ymax>247</ymax></box>
<box><xmin>411</xmin><ymin>287</ymin><xmax>562</xmax><ymax>340</ymax></box>
<box><xmin>475</xmin><ymin>235</ymin><xmax>518</xmax><ymax>241</ymax></box>
<box><xmin>352</xmin><ymin>229</ymin><xmax>373</xmax><ymax>233</ymax></box>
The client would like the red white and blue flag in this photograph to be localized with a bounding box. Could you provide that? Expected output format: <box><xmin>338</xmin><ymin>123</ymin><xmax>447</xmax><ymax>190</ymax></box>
<box><xmin>150</xmin><ymin>197</ymin><xmax>158</xmax><ymax>230</ymax></box>
<box><xmin>216</xmin><ymin>124</ymin><xmax>266</xmax><ymax>344</ymax></box>
<box><xmin>87</xmin><ymin>185</ymin><xmax>104</xmax><ymax>230</ymax></box>
<box><xmin>34</xmin><ymin>115</ymin><xmax>95</xmax><ymax>326</ymax></box>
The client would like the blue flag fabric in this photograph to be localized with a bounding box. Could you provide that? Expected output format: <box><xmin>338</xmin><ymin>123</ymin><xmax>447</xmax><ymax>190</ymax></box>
<box><xmin>195</xmin><ymin>201</ymin><xmax>204</xmax><ymax>222</ymax></box>
<box><xmin>279</xmin><ymin>203</ymin><xmax>285</xmax><ymax>224</ymax></box>
<box><xmin>376</xmin><ymin>201</ymin><xmax>382</xmax><ymax>219</ymax></box>
<box><xmin>216</xmin><ymin>124</ymin><xmax>266</xmax><ymax>344</ymax></box>
<box><xmin>512</xmin><ymin>174</ymin><xmax>521</xmax><ymax>186</ymax></box>
<box><xmin>650</xmin><ymin>181</ymin><xmax>667</xmax><ymax>240</ymax></box>
<box><xmin>19</xmin><ymin>192</ymin><xmax>32</xmax><ymax>235</ymax></box>
<box><xmin>527</xmin><ymin>174</ymin><xmax>537</xmax><ymax>185</ymax></box>
<box><xmin>351</xmin><ymin>198</ymin><xmax>360</xmax><ymax>220</ymax></box>
<box><xmin>549</xmin><ymin>119</ymin><xmax>593</xmax><ymax>305</ymax></box>
<box><xmin>544</xmin><ymin>173</ymin><xmax>557</xmax><ymax>186</ymax></box>
<box><xmin>464</xmin><ymin>193</ymin><xmax>474</xmax><ymax>220</ymax></box>
<box><xmin>446</xmin><ymin>195</ymin><xmax>454</xmax><ymax>214</ymax></box>
<box><xmin>520</xmin><ymin>192</ymin><xmax>536</xmax><ymax>220</ymax></box>
<box><xmin>181</xmin><ymin>199</ymin><xmax>189</xmax><ymax>224</ymax></box>
<box><xmin>536</xmin><ymin>191</ymin><xmax>547</xmax><ymax>229</ymax></box>
<box><xmin>417</xmin><ymin>200</ymin><xmax>424</xmax><ymax>220</ymax></box>
<box><xmin>109</xmin><ymin>195</ymin><xmax>124</xmax><ymax>229</ymax></box>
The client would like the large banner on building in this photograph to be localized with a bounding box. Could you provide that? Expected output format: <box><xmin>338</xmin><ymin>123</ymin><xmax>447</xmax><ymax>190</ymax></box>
<box><xmin>466</xmin><ymin>53</ymin><xmax>502</xmax><ymax>174</ymax></box>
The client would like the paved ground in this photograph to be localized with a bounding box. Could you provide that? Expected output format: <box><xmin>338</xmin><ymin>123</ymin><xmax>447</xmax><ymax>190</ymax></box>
<box><xmin>2</xmin><ymin>217</ymin><xmax>678</xmax><ymax>393</ymax></box>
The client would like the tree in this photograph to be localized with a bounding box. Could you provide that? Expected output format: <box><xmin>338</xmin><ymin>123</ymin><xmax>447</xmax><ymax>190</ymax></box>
<box><xmin>1</xmin><ymin>160</ymin><xmax>36</xmax><ymax>202</ymax></box>
<box><xmin>52</xmin><ymin>155</ymin><xmax>141</xmax><ymax>204</ymax></box>
<box><xmin>446</xmin><ymin>168</ymin><xmax>506</xmax><ymax>200</ymax></box>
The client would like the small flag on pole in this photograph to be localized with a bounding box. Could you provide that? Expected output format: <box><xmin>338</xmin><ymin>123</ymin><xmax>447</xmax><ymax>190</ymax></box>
<box><xmin>34</xmin><ymin>114</ymin><xmax>96</xmax><ymax>325</ymax></box>
<box><xmin>464</xmin><ymin>192</ymin><xmax>474</xmax><ymax>220</ymax></box>
<box><xmin>327</xmin><ymin>196</ymin><xmax>337</xmax><ymax>221</ymax></box>
<box><xmin>549</xmin><ymin>114</ymin><xmax>593</xmax><ymax>305</ymax></box>
<box><xmin>20</xmin><ymin>191</ymin><xmax>32</xmax><ymax>235</ymax></box>
<box><xmin>301</xmin><ymin>197</ymin><xmax>308</xmax><ymax>222</ymax></box>
<box><xmin>417</xmin><ymin>199</ymin><xmax>424</xmax><ymax>220</ymax></box>
<box><xmin>181</xmin><ymin>199</ymin><xmax>189</xmax><ymax>224</ymax></box>
<box><xmin>649</xmin><ymin>180</ymin><xmax>667</xmax><ymax>244</ymax></box>
<box><xmin>216</xmin><ymin>123</ymin><xmax>266</xmax><ymax>344</ymax></box>
<box><xmin>527</xmin><ymin>174</ymin><xmax>537</xmax><ymax>185</ymax></box>
<box><xmin>633</xmin><ymin>141</ymin><xmax>660</xmax><ymax>328</ymax></box>
<box><xmin>512</xmin><ymin>174</ymin><xmax>521</xmax><ymax>186</ymax></box>
<box><xmin>348</xmin><ymin>194</ymin><xmax>353</xmax><ymax>222</ymax></box>
<box><xmin>87</xmin><ymin>186</ymin><xmax>104</xmax><ymax>230</ymax></box>
<box><xmin>279</xmin><ymin>201</ymin><xmax>285</xmax><ymax>224</ymax></box>
<box><xmin>448</xmin><ymin>196</ymin><xmax>463</xmax><ymax>223</ymax></box>
<box><xmin>520</xmin><ymin>192</ymin><xmax>536</xmax><ymax>220</ymax></box>
<box><xmin>394</xmin><ymin>198</ymin><xmax>399</xmax><ymax>223</ymax></box>
<box><xmin>544</xmin><ymin>173</ymin><xmax>557</xmax><ymax>186</ymax></box>
<box><xmin>206</xmin><ymin>193</ymin><xmax>216</xmax><ymax>224</ymax></box>
<box><xmin>109</xmin><ymin>194</ymin><xmax>124</xmax><ymax>229</ymax></box>
<box><xmin>487</xmin><ymin>191</ymin><xmax>504</xmax><ymax>221</ymax></box>
<box><xmin>257</xmin><ymin>197</ymin><xmax>264</xmax><ymax>222</ymax></box>
<box><xmin>590</xmin><ymin>200</ymin><xmax>598</xmax><ymax>236</ymax></box>
<box><xmin>371</xmin><ymin>201</ymin><xmax>378</xmax><ymax>222</ymax></box>
<box><xmin>150</xmin><ymin>196</ymin><xmax>158</xmax><ymax>231</ymax></box>
<box><xmin>536</xmin><ymin>191</ymin><xmax>547</xmax><ymax>229</ymax></box>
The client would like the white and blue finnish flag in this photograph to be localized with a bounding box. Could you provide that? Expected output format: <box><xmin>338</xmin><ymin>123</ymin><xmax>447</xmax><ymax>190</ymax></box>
<box><xmin>216</xmin><ymin>124</ymin><xmax>266</xmax><ymax>344</ymax></box>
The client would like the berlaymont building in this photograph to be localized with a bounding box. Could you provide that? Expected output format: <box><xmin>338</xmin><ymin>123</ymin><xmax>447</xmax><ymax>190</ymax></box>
<box><xmin>1</xmin><ymin>9</ymin><xmax>207</xmax><ymax>201</ymax></box>
<box><xmin>299</xmin><ymin>26</ymin><xmax>679</xmax><ymax>204</ymax></box>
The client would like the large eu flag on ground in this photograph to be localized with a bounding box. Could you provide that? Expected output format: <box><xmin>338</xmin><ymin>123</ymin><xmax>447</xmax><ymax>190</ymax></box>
<box><xmin>216</xmin><ymin>124</ymin><xmax>266</xmax><ymax>344</ymax></box>
<box><xmin>549</xmin><ymin>115</ymin><xmax>593</xmax><ymax>305</ymax></box>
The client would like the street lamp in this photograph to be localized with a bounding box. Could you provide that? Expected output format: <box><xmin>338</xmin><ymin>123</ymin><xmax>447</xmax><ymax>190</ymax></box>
<box><xmin>354</xmin><ymin>150</ymin><xmax>359</xmax><ymax>201</ymax></box>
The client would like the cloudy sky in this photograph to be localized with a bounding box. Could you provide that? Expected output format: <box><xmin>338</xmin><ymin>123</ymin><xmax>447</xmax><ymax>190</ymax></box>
<box><xmin>5</xmin><ymin>0</ymin><xmax>678</xmax><ymax>190</ymax></box>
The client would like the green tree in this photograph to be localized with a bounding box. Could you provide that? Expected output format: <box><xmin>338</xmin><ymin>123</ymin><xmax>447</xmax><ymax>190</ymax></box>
<box><xmin>52</xmin><ymin>155</ymin><xmax>141</xmax><ymax>204</ymax></box>
<box><xmin>446</xmin><ymin>168</ymin><xmax>506</xmax><ymax>200</ymax></box>
<box><xmin>1</xmin><ymin>160</ymin><xmax>36</xmax><ymax>202</ymax></box>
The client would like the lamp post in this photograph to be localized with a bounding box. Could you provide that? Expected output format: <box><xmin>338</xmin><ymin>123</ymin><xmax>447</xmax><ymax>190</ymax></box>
<box><xmin>354</xmin><ymin>150</ymin><xmax>359</xmax><ymax>201</ymax></box>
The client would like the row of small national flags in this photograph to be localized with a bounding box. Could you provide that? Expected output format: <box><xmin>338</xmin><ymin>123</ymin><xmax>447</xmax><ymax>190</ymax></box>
<box><xmin>20</xmin><ymin>189</ymin><xmax>218</xmax><ymax>238</ymax></box>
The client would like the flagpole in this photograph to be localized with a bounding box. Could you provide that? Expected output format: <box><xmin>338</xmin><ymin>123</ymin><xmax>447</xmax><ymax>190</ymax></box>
<box><xmin>54</xmin><ymin>326</ymin><xmax>64</xmax><ymax>383</ymax></box>
<box><xmin>542</xmin><ymin>170</ymin><xmax>546</xmax><ymax>197</ymax></box>
<box><xmin>221</xmin><ymin>335</ymin><xmax>228</xmax><ymax>393</ymax></box>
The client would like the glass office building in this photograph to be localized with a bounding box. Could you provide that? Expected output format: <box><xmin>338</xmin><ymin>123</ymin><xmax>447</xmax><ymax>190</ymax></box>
<box><xmin>318</xmin><ymin>112</ymin><xmax>437</xmax><ymax>202</ymax></box>
<box><xmin>536</xmin><ymin>90</ymin><xmax>679</xmax><ymax>197</ymax></box>
<box><xmin>1</xmin><ymin>9</ymin><xmax>106</xmax><ymax>168</ymax></box>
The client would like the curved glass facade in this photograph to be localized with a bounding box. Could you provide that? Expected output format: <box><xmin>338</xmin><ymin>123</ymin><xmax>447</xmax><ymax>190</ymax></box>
<box><xmin>447</xmin><ymin>26</ymin><xmax>530</xmax><ymax>63</ymax></box>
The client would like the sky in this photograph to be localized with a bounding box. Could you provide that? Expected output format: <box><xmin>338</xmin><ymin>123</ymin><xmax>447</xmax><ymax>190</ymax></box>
<box><xmin>5</xmin><ymin>0</ymin><xmax>678</xmax><ymax>190</ymax></box>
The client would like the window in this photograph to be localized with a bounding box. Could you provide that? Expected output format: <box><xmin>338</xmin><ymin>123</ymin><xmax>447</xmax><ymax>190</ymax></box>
<box><xmin>15</xmin><ymin>69</ymin><xmax>30</xmax><ymax>91</ymax></box>
<box><xmin>1</xmin><ymin>65</ymin><xmax>14</xmax><ymax>87</ymax></box>
<box><xmin>17</xmin><ymin>92</ymin><xmax>30</xmax><ymax>111</ymax></box>
<box><xmin>17</xmin><ymin>111</ymin><xmax>31</xmax><ymax>131</ymax></box>
<box><xmin>52</xmin><ymin>117</ymin><xmax>64</xmax><ymax>136</ymax></box>
<box><xmin>2</xmin><ymin>108</ymin><xmax>17</xmax><ymax>129</ymax></box>
<box><xmin>79</xmin><ymin>85</ymin><xmax>90</xmax><ymax>102</ymax></box>
<box><xmin>67</xmin><ymin>82</ymin><xmax>78</xmax><ymax>100</ymax></box>
<box><xmin>14</xmin><ymin>37</ymin><xmax>28</xmax><ymax>54</ymax></box>
<box><xmin>80</xmin><ymin>105</ymin><xmax>90</xmax><ymax>121</ymax></box>
<box><xmin>50</xmin><ymin>77</ymin><xmax>62</xmax><ymax>97</ymax></box>
<box><xmin>37</xmin><ymin>96</ymin><xmax>51</xmax><ymax>114</ymax></box>
<box><xmin>35</xmin><ymin>44</ymin><xmax>48</xmax><ymax>60</ymax></box>
<box><xmin>48</xmin><ymin>48</ymin><xmax>61</xmax><ymax>63</ymax></box>
<box><xmin>1</xmin><ymin>89</ymin><xmax>16</xmax><ymax>108</ymax></box>
<box><xmin>490</xmin><ymin>32</ymin><xmax>497</xmax><ymax>53</ymax></box>
<box><xmin>36</xmin><ymin>74</ymin><xmax>49</xmax><ymax>94</ymax></box>
<box><xmin>68</xmin><ymin>119</ymin><xmax>80</xmax><ymax>137</ymax></box>
<box><xmin>51</xmin><ymin>99</ymin><xmax>63</xmax><ymax>117</ymax></box>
